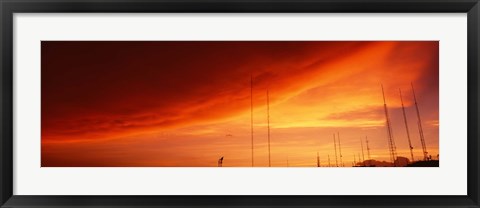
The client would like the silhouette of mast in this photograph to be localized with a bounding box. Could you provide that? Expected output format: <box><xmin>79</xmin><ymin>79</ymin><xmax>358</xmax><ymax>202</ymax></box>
<box><xmin>317</xmin><ymin>152</ymin><xmax>320</xmax><ymax>167</ymax></box>
<box><xmin>267</xmin><ymin>89</ymin><xmax>271</xmax><ymax>167</ymax></box>
<box><xmin>334</xmin><ymin>134</ymin><xmax>338</xmax><ymax>167</ymax></box>
<box><xmin>411</xmin><ymin>83</ymin><xmax>428</xmax><ymax>161</ymax></box>
<box><xmin>381</xmin><ymin>84</ymin><xmax>398</xmax><ymax>166</ymax></box>
<box><xmin>399</xmin><ymin>88</ymin><xmax>415</xmax><ymax>162</ymax></box>
<box><xmin>250</xmin><ymin>75</ymin><xmax>254</xmax><ymax>167</ymax></box>
<box><xmin>338</xmin><ymin>132</ymin><xmax>343</xmax><ymax>167</ymax></box>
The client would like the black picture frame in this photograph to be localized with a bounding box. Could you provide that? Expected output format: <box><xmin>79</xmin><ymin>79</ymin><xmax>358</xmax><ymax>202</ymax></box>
<box><xmin>1</xmin><ymin>0</ymin><xmax>479</xmax><ymax>207</ymax></box>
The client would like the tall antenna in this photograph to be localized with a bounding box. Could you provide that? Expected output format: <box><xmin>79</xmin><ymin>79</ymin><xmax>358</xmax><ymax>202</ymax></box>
<box><xmin>334</xmin><ymin>134</ymin><xmax>338</xmax><ymax>167</ymax></box>
<box><xmin>267</xmin><ymin>89</ymin><xmax>271</xmax><ymax>167</ymax></box>
<box><xmin>328</xmin><ymin>154</ymin><xmax>331</xmax><ymax>167</ymax></box>
<box><xmin>411</xmin><ymin>83</ymin><xmax>429</xmax><ymax>161</ymax></box>
<box><xmin>338</xmin><ymin>132</ymin><xmax>343</xmax><ymax>167</ymax></box>
<box><xmin>366</xmin><ymin>136</ymin><xmax>371</xmax><ymax>160</ymax></box>
<box><xmin>361</xmin><ymin>138</ymin><xmax>366</xmax><ymax>166</ymax></box>
<box><xmin>381</xmin><ymin>84</ymin><xmax>398</xmax><ymax>166</ymax></box>
<box><xmin>317</xmin><ymin>152</ymin><xmax>320</xmax><ymax>167</ymax></box>
<box><xmin>250</xmin><ymin>75</ymin><xmax>254</xmax><ymax>167</ymax></box>
<box><xmin>400</xmin><ymin>88</ymin><xmax>415</xmax><ymax>162</ymax></box>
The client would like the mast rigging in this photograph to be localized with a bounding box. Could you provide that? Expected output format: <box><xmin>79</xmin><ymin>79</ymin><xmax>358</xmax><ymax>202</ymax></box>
<box><xmin>400</xmin><ymin>88</ymin><xmax>415</xmax><ymax>162</ymax></box>
<box><xmin>382</xmin><ymin>84</ymin><xmax>398</xmax><ymax>166</ymax></box>
<box><xmin>412</xmin><ymin>83</ymin><xmax>429</xmax><ymax>161</ymax></box>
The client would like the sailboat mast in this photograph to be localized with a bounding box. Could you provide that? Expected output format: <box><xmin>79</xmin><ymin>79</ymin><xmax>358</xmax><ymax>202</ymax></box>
<box><xmin>399</xmin><ymin>88</ymin><xmax>415</xmax><ymax>162</ymax></box>
<box><xmin>411</xmin><ymin>83</ymin><xmax>428</xmax><ymax>161</ymax></box>
<box><xmin>267</xmin><ymin>89</ymin><xmax>271</xmax><ymax>167</ymax></box>
<box><xmin>317</xmin><ymin>152</ymin><xmax>320</xmax><ymax>167</ymax></box>
<box><xmin>334</xmin><ymin>134</ymin><xmax>338</xmax><ymax>167</ymax></box>
<box><xmin>250</xmin><ymin>75</ymin><xmax>254</xmax><ymax>167</ymax></box>
<box><xmin>338</xmin><ymin>132</ymin><xmax>343</xmax><ymax>167</ymax></box>
<box><xmin>382</xmin><ymin>84</ymin><xmax>398</xmax><ymax>166</ymax></box>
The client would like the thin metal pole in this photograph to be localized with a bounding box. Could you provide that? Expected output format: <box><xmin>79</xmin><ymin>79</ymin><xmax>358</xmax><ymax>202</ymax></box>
<box><xmin>267</xmin><ymin>89</ymin><xmax>271</xmax><ymax>167</ymax></box>
<box><xmin>382</xmin><ymin>84</ymin><xmax>397</xmax><ymax>166</ymax></box>
<box><xmin>338</xmin><ymin>132</ymin><xmax>343</xmax><ymax>167</ymax></box>
<box><xmin>317</xmin><ymin>152</ymin><xmax>320</xmax><ymax>167</ymax></box>
<box><xmin>334</xmin><ymin>134</ymin><xmax>338</xmax><ymax>167</ymax></box>
<box><xmin>400</xmin><ymin>88</ymin><xmax>415</xmax><ymax>162</ymax></box>
<box><xmin>411</xmin><ymin>83</ymin><xmax>428</xmax><ymax>161</ymax></box>
<box><xmin>250</xmin><ymin>75</ymin><xmax>254</xmax><ymax>167</ymax></box>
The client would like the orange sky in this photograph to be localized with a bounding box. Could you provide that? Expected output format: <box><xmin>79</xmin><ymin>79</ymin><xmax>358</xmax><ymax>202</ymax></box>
<box><xmin>41</xmin><ymin>41</ymin><xmax>439</xmax><ymax>167</ymax></box>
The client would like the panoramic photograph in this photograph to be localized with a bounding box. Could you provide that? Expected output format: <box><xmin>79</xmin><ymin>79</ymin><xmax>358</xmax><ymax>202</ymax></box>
<box><xmin>41</xmin><ymin>41</ymin><xmax>439</xmax><ymax>167</ymax></box>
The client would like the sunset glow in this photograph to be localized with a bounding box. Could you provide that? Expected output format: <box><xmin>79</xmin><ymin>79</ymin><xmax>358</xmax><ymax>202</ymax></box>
<box><xmin>41</xmin><ymin>41</ymin><xmax>439</xmax><ymax>167</ymax></box>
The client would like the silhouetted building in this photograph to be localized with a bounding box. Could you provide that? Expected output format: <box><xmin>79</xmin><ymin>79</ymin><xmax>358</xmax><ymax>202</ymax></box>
<box><xmin>394</xmin><ymin>156</ymin><xmax>410</xmax><ymax>167</ymax></box>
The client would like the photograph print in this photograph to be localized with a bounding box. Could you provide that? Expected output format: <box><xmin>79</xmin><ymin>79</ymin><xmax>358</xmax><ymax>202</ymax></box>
<box><xmin>41</xmin><ymin>41</ymin><xmax>439</xmax><ymax>167</ymax></box>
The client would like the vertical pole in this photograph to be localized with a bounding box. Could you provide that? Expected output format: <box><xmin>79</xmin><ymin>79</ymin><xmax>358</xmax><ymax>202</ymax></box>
<box><xmin>411</xmin><ymin>83</ymin><xmax>428</xmax><ymax>161</ymax></box>
<box><xmin>334</xmin><ymin>134</ymin><xmax>338</xmax><ymax>167</ymax></box>
<box><xmin>400</xmin><ymin>89</ymin><xmax>415</xmax><ymax>163</ymax></box>
<box><xmin>338</xmin><ymin>132</ymin><xmax>343</xmax><ymax>167</ymax></box>
<box><xmin>250</xmin><ymin>75</ymin><xmax>254</xmax><ymax>167</ymax></box>
<box><xmin>317</xmin><ymin>152</ymin><xmax>320</xmax><ymax>167</ymax></box>
<box><xmin>382</xmin><ymin>84</ymin><xmax>398</xmax><ymax>166</ymax></box>
<box><xmin>267</xmin><ymin>90</ymin><xmax>271</xmax><ymax>167</ymax></box>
